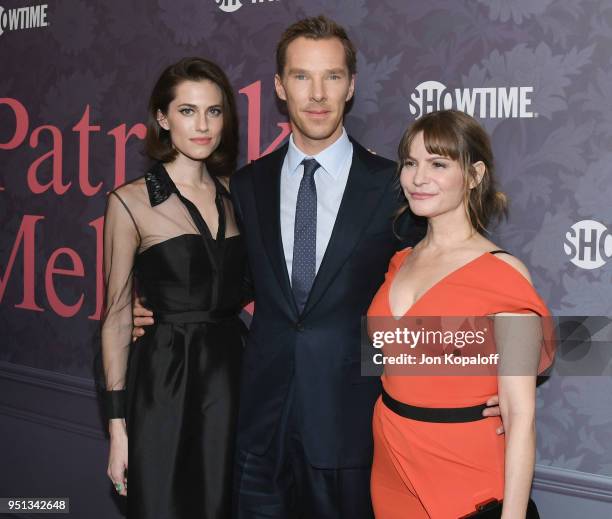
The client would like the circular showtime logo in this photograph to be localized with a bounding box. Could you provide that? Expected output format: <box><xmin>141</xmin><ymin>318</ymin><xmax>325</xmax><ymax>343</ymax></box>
<box><xmin>216</xmin><ymin>0</ymin><xmax>242</xmax><ymax>12</ymax></box>
<box><xmin>563</xmin><ymin>220</ymin><xmax>612</xmax><ymax>269</ymax></box>
<box><xmin>0</xmin><ymin>6</ymin><xmax>6</xmax><ymax>36</ymax></box>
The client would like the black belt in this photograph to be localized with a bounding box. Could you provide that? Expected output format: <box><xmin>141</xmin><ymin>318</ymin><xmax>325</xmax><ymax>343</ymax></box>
<box><xmin>381</xmin><ymin>388</ymin><xmax>488</xmax><ymax>423</ymax></box>
<box><xmin>156</xmin><ymin>309</ymin><xmax>238</xmax><ymax>324</ymax></box>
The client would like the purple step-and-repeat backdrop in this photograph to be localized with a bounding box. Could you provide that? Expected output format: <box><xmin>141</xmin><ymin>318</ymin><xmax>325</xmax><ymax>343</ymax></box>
<box><xmin>1</xmin><ymin>0</ymin><xmax>611</xmax><ymax>483</ymax></box>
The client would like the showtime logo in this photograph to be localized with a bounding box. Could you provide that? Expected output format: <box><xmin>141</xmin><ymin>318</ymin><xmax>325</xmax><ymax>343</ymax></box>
<box><xmin>564</xmin><ymin>220</ymin><xmax>612</xmax><ymax>270</ymax></box>
<box><xmin>409</xmin><ymin>81</ymin><xmax>536</xmax><ymax>120</ymax></box>
<box><xmin>216</xmin><ymin>0</ymin><xmax>278</xmax><ymax>13</ymax></box>
<box><xmin>0</xmin><ymin>4</ymin><xmax>48</xmax><ymax>36</ymax></box>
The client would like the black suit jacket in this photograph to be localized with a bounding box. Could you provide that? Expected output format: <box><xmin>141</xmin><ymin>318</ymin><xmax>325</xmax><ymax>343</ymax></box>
<box><xmin>230</xmin><ymin>137</ymin><xmax>424</xmax><ymax>468</ymax></box>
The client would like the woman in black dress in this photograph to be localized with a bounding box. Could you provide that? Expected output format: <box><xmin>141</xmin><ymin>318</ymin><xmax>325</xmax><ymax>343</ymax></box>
<box><xmin>101</xmin><ymin>57</ymin><xmax>246</xmax><ymax>518</ymax></box>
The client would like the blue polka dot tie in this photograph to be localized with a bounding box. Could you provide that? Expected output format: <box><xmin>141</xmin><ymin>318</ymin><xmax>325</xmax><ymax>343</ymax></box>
<box><xmin>292</xmin><ymin>158</ymin><xmax>319</xmax><ymax>313</ymax></box>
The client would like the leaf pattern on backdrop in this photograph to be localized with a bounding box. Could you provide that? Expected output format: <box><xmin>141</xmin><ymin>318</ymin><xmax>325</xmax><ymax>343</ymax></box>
<box><xmin>352</xmin><ymin>52</ymin><xmax>403</xmax><ymax>121</ymax></box>
<box><xmin>49</xmin><ymin>0</ymin><xmax>97</xmax><ymax>55</ymax></box>
<box><xmin>40</xmin><ymin>70</ymin><xmax>117</xmax><ymax>129</ymax></box>
<box><xmin>573</xmin><ymin>154</ymin><xmax>612</xmax><ymax>221</ymax></box>
<box><xmin>477</xmin><ymin>0</ymin><xmax>555</xmax><ymax>25</ymax></box>
<box><xmin>301</xmin><ymin>0</ymin><xmax>368</xmax><ymax>29</ymax></box>
<box><xmin>158</xmin><ymin>0</ymin><xmax>211</xmax><ymax>46</ymax></box>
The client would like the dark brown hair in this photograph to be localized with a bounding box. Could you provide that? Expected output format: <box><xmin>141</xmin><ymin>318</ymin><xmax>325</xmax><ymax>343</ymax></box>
<box><xmin>276</xmin><ymin>15</ymin><xmax>357</xmax><ymax>76</ymax></box>
<box><xmin>145</xmin><ymin>57</ymin><xmax>238</xmax><ymax>177</ymax></box>
<box><xmin>396</xmin><ymin>110</ymin><xmax>508</xmax><ymax>233</ymax></box>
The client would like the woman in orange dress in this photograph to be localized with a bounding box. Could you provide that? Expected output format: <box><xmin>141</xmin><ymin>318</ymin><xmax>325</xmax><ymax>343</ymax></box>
<box><xmin>368</xmin><ymin>110</ymin><xmax>551</xmax><ymax>518</ymax></box>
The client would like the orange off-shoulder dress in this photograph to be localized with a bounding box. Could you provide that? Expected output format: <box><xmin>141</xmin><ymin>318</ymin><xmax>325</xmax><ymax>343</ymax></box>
<box><xmin>367</xmin><ymin>247</ymin><xmax>551</xmax><ymax>519</ymax></box>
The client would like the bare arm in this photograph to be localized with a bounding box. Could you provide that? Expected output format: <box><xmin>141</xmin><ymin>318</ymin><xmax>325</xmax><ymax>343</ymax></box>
<box><xmin>493</xmin><ymin>257</ymin><xmax>541</xmax><ymax>517</ymax></box>
<box><xmin>499</xmin><ymin>373</ymin><xmax>536</xmax><ymax>518</ymax></box>
<box><xmin>483</xmin><ymin>253</ymin><xmax>536</xmax><ymax>437</ymax></box>
<box><xmin>496</xmin><ymin>311</ymin><xmax>541</xmax><ymax>518</ymax></box>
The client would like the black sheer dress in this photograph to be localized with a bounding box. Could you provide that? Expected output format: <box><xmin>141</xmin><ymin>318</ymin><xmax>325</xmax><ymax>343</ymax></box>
<box><xmin>101</xmin><ymin>162</ymin><xmax>247</xmax><ymax>518</ymax></box>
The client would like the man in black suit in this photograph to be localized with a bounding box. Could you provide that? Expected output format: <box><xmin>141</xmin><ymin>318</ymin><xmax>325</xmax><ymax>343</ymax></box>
<box><xmin>228</xmin><ymin>16</ymin><xmax>423</xmax><ymax>519</ymax></box>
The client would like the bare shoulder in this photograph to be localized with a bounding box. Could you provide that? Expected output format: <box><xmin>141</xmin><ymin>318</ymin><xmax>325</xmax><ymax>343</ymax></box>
<box><xmin>491</xmin><ymin>251</ymin><xmax>533</xmax><ymax>284</ymax></box>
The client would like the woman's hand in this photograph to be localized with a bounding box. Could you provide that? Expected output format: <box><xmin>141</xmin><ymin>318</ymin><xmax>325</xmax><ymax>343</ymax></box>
<box><xmin>107</xmin><ymin>419</ymin><xmax>128</xmax><ymax>496</ymax></box>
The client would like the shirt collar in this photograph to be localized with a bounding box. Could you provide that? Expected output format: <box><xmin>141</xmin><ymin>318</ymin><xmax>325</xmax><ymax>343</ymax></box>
<box><xmin>145</xmin><ymin>162</ymin><xmax>176</xmax><ymax>207</ymax></box>
<box><xmin>286</xmin><ymin>128</ymin><xmax>351</xmax><ymax>180</ymax></box>
<box><xmin>144</xmin><ymin>162</ymin><xmax>229</xmax><ymax>207</ymax></box>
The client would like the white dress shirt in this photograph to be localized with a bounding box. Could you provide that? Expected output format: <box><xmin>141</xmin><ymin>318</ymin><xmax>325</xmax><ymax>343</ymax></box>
<box><xmin>280</xmin><ymin>128</ymin><xmax>353</xmax><ymax>280</ymax></box>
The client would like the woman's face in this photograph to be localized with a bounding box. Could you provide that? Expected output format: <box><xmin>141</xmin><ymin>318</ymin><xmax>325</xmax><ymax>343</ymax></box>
<box><xmin>157</xmin><ymin>79</ymin><xmax>224</xmax><ymax>163</ymax></box>
<box><xmin>399</xmin><ymin>131</ymin><xmax>467</xmax><ymax>220</ymax></box>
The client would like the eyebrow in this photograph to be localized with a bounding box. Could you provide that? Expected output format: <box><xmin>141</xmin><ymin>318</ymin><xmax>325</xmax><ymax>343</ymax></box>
<box><xmin>286</xmin><ymin>68</ymin><xmax>347</xmax><ymax>75</ymax></box>
<box><xmin>176</xmin><ymin>103</ymin><xmax>222</xmax><ymax>109</ymax></box>
<box><xmin>405</xmin><ymin>155</ymin><xmax>450</xmax><ymax>161</ymax></box>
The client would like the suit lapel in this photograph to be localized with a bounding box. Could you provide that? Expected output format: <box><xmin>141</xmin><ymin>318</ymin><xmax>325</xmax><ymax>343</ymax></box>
<box><xmin>302</xmin><ymin>141</ymin><xmax>393</xmax><ymax>316</ymax></box>
<box><xmin>253</xmin><ymin>144</ymin><xmax>299</xmax><ymax>316</ymax></box>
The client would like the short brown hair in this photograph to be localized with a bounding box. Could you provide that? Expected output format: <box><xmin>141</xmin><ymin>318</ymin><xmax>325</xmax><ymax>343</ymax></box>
<box><xmin>276</xmin><ymin>15</ymin><xmax>357</xmax><ymax>76</ymax></box>
<box><xmin>397</xmin><ymin>110</ymin><xmax>508</xmax><ymax>233</ymax></box>
<box><xmin>145</xmin><ymin>57</ymin><xmax>238</xmax><ymax>177</ymax></box>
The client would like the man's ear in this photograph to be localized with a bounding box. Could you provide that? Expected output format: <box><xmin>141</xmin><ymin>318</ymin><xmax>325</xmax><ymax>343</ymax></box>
<box><xmin>274</xmin><ymin>74</ymin><xmax>287</xmax><ymax>101</ymax></box>
<box><xmin>470</xmin><ymin>161</ymin><xmax>486</xmax><ymax>189</ymax></box>
<box><xmin>157</xmin><ymin>109</ymin><xmax>170</xmax><ymax>131</ymax></box>
<box><xmin>346</xmin><ymin>74</ymin><xmax>355</xmax><ymax>102</ymax></box>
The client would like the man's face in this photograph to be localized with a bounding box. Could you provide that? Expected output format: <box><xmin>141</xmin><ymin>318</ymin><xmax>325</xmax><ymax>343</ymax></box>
<box><xmin>275</xmin><ymin>36</ymin><xmax>355</xmax><ymax>154</ymax></box>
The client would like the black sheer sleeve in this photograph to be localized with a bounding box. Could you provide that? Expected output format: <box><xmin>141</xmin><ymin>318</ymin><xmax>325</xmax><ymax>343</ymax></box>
<box><xmin>100</xmin><ymin>191</ymin><xmax>140</xmax><ymax>417</ymax></box>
